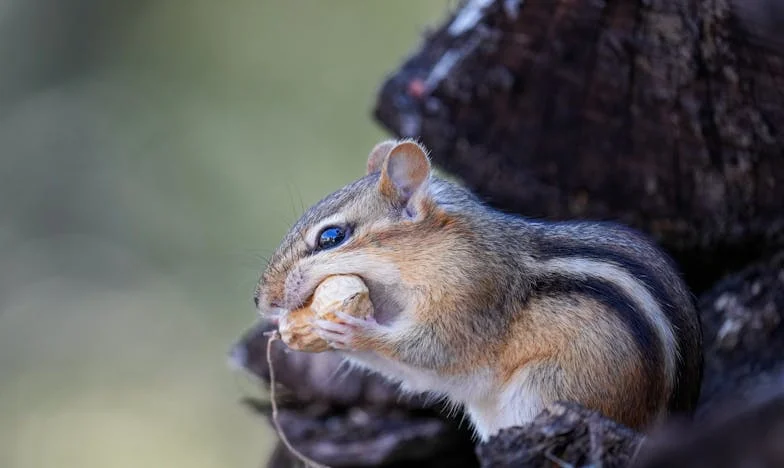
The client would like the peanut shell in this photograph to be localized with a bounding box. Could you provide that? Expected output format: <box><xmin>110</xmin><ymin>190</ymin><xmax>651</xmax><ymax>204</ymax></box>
<box><xmin>278</xmin><ymin>275</ymin><xmax>373</xmax><ymax>352</ymax></box>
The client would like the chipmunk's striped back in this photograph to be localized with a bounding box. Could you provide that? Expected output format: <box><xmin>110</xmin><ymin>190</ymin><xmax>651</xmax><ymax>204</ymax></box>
<box><xmin>468</xmin><ymin>218</ymin><xmax>704</xmax><ymax>432</ymax></box>
<box><xmin>533</xmin><ymin>221</ymin><xmax>703</xmax><ymax>415</ymax></box>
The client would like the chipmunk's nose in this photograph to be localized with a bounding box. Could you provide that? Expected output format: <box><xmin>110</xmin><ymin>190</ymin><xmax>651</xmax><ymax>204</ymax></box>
<box><xmin>253</xmin><ymin>290</ymin><xmax>284</xmax><ymax>325</ymax></box>
<box><xmin>253</xmin><ymin>287</ymin><xmax>282</xmax><ymax>309</ymax></box>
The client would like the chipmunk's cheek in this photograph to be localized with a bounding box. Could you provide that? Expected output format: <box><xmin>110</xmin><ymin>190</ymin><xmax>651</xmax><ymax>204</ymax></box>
<box><xmin>365</xmin><ymin>281</ymin><xmax>406</xmax><ymax>325</ymax></box>
<box><xmin>283</xmin><ymin>263</ymin><xmax>313</xmax><ymax>309</ymax></box>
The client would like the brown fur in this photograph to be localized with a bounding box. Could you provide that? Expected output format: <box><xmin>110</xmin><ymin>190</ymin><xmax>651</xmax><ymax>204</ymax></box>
<box><xmin>498</xmin><ymin>294</ymin><xmax>659</xmax><ymax>430</ymax></box>
<box><xmin>342</xmin><ymin>201</ymin><xmax>502</xmax><ymax>375</ymax></box>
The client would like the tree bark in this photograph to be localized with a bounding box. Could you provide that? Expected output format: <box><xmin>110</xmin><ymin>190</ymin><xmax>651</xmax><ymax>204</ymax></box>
<box><xmin>694</xmin><ymin>250</ymin><xmax>784</xmax><ymax>417</ymax></box>
<box><xmin>475</xmin><ymin>402</ymin><xmax>643</xmax><ymax>468</ymax></box>
<box><xmin>374</xmin><ymin>0</ymin><xmax>784</xmax><ymax>290</ymax></box>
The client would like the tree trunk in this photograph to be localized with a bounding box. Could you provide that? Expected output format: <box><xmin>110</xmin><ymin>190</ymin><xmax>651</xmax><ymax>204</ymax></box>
<box><xmin>374</xmin><ymin>0</ymin><xmax>784</xmax><ymax>290</ymax></box>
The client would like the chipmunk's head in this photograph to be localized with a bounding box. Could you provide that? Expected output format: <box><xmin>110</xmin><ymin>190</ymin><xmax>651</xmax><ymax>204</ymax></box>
<box><xmin>255</xmin><ymin>139</ymin><xmax>479</xmax><ymax>322</ymax></box>
<box><xmin>256</xmin><ymin>140</ymin><xmax>480</xmax><ymax>318</ymax></box>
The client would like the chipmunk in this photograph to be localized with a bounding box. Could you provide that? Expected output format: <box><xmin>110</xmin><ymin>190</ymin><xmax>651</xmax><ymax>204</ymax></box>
<box><xmin>255</xmin><ymin>139</ymin><xmax>703</xmax><ymax>441</ymax></box>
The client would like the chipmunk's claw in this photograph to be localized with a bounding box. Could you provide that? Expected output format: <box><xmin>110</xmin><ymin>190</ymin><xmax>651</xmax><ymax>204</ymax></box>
<box><xmin>313</xmin><ymin>312</ymin><xmax>379</xmax><ymax>351</ymax></box>
<box><xmin>313</xmin><ymin>319</ymin><xmax>352</xmax><ymax>350</ymax></box>
<box><xmin>335</xmin><ymin>311</ymin><xmax>379</xmax><ymax>328</ymax></box>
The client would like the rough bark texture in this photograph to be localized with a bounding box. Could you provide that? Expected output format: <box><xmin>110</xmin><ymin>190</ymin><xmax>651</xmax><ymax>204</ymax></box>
<box><xmin>476</xmin><ymin>402</ymin><xmax>644</xmax><ymax>468</ymax></box>
<box><xmin>374</xmin><ymin>0</ymin><xmax>784</xmax><ymax>291</ymax></box>
<box><xmin>694</xmin><ymin>250</ymin><xmax>784</xmax><ymax>417</ymax></box>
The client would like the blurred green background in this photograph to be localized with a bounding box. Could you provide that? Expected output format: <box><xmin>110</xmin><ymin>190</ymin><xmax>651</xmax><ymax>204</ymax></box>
<box><xmin>0</xmin><ymin>1</ymin><xmax>449</xmax><ymax>467</ymax></box>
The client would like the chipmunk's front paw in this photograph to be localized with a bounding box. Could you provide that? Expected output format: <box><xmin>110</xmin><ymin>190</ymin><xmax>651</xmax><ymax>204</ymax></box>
<box><xmin>313</xmin><ymin>312</ymin><xmax>382</xmax><ymax>351</ymax></box>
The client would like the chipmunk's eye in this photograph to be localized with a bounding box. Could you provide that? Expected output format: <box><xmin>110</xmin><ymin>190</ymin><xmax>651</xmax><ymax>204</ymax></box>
<box><xmin>316</xmin><ymin>226</ymin><xmax>349</xmax><ymax>250</ymax></box>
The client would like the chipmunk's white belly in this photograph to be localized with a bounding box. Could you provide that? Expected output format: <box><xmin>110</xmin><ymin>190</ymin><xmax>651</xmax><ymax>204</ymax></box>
<box><xmin>464</xmin><ymin>367</ymin><xmax>546</xmax><ymax>441</ymax></box>
<box><xmin>344</xmin><ymin>352</ymin><xmax>544</xmax><ymax>441</ymax></box>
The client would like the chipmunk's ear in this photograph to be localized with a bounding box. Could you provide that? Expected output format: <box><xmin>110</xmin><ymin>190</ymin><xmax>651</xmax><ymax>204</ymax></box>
<box><xmin>379</xmin><ymin>140</ymin><xmax>431</xmax><ymax>216</ymax></box>
<box><xmin>366</xmin><ymin>140</ymin><xmax>397</xmax><ymax>175</ymax></box>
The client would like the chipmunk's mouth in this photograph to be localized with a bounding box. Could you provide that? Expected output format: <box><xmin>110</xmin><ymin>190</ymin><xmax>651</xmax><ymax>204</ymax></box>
<box><xmin>257</xmin><ymin>303</ymin><xmax>286</xmax><ymax>326</ymax></box>
<box><xmin>282</xmin><ymin>272</ymin><xmax>399</xmax><ymax>323</ymax></box>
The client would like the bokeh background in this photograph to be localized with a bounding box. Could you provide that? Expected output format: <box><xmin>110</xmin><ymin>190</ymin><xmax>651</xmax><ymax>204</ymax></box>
<box><xmin>0</xmin><ymin>1</ymin><xmax>450</xmax><ymax>467</ymax></box>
